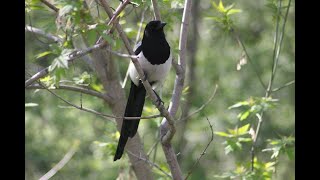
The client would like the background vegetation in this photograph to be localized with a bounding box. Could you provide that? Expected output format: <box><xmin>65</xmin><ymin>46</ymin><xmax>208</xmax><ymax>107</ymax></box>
<box><xmin>25</xmin><ymin>0</ymin><xmax>295</xmax><ymax>179</ymax></box>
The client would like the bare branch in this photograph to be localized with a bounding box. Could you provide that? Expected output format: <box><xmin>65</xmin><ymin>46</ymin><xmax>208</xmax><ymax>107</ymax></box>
<box><xmin>25</xmin><ymin>68</ymin><xmax>49</xmax><ymax>88</ymax></box>
<box><xmin>160</xmin><ymin>0</ymin><xmax>192</xmax><ymax>144</ymax></box>
<box><xmin>151</xmin><ymin>0</ymin><xmax>161</xmax><ymax>20</ymax></box>
<box><xmin>25</xmin><ymin>25</ymin><xmax>62</xmax><ymax>43</ymax></box>
<box><xmin>39</xmin><ymin>141</ymin><xmax>79</xmax><ymax>180</ymax></box>
<box><xmin>25</xmin><ymin>41</ymin><xmax>108</xmax><ymax>87</ymax></box>
<box><xmin>233</xmin><ymin>31</ymin><xmax>267</xmax><ymax>90</ymax></box>
<box><xmin>40</xmin><ymin>0</ymin><xmax>59</xmax><ymax>12</ymax></box>
<box><xmin>185</xmin><ymin>117</ymin><xmax>214</xmax><ymax>180</ymax></box>
<box><xmin>27</xmin><ymin>84</ymin><xmax>109</xmax><ymax>100</ymax></box>
<box><xmin>67</xmin><ymin>42</ymin><xmax>109</xmax><ymax>63</ymax></box>
<box><xmin>127</xmin><ymin>151</ymin><xmax>172</xmax><ymax>179</ymax></box>
<box><xmin>107</xmin><ymin>0</ymin><xmax>131</xmax><ymax>26</ymax></box>
<box><xmin>105</xmin><ymin>48</ymin><xmax>138</xmax><ymax>59</ymax></box>
<box><xmin>272</xmin><ymin>80</ymin><xmax>295</xmax><ymax>92</ymax></box>
<box><xmin>26</xmin><ymin>83</ymin><xmax>162</xmax><ymax>120</ymax></box>
<box><xmin>251</xmin><ymin>0</ymin><xmax>292</xmax><ymax>171</ymax></box>
<box><xmin>178</xmin><ymin>85</ymin><xmax>218</xmax><ymax>123</ymax></box>
<box><xmin>158</xmin><ymin>1</ymin><xmax>192</xmax><ymax>179</ymax></box>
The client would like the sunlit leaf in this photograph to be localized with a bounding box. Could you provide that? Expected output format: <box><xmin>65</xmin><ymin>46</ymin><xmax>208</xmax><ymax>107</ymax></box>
<box><xmin>35</xmin><ymin>51</ymin><xmax>52</xmax><ymax>59</ymax></box>
<box><xmin>227</xmin><ymin>9</ymin><xmax>242</xmax><ymax>16</ymax></box>
<box><xmin>25</xmin><ymin>103</ymin><xmax>39</xmax><ymax>107</ymax></box>
<box><xmin>215</xmin><ymin>131</ymin><xmax>232</xmax><ymax>137</ymax></box>
<box><xmin>228</xmin><ymin>101</ymin><xmax>249</xmax><ymax>109</ymax></box>
<box><xmin>240</xmin><ymin>110</ymin><xmax>250</xmax><ymax>121</ymax></box>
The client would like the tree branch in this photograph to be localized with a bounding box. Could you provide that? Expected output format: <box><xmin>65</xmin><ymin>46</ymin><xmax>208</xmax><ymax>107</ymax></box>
<box><xmin>40</xmin><ymin>0</ymin><xmax>59</xmax><ymax>12</ymax></box>
<box><xmin>272</xmin><ymin>80</ymin><xmax>295</xmax><ymax>92</ymax></box>
<box><xmin>185</xmin><ymin>117</ymin><xmax>214</xmax><ymax>180</ymax></box>
<box><xmin>25</xmin><ymin>25</ymin><xmax>62</xmax><ymax>43</ymax></box>
<box><xmin>105</xmin><ymin>48</ymin><xmax>138</xmax><ymax>59</ymax></box>
<box><xmin>251</xmin><ymin>0</ymin><xmax>292</xmax><ymax>171</ymax></box>
<box><xmin>27</xmin><ymin>84</ymin><xmax>108</xmax><ymax>100</ymax></box>
<box><xmin>25</xmin><ymin>68</ymin><xmax>48</xmax><ymax>88</ymax></box>
<box><xmin>25</xmin><ymin>41</ymin><xmax>109</xmax><ymax>88</ymax></box>
<box><xmin>107</xmin><ymin>0</ymin><xmax>131</xmax><ymax>26</ymax></box>
<box><xmin>151</xmin><ymin>0</ymin><xmax>161</xmax><ymax>20</ymax></box>
<box><xmin>160</xmin><ymin>0</ymin><xmax>191</xmax><ymax>143</ymax></box>
<box><xmin>26</xmin><ymin>83</ymin><xmax>162</xmax><ymax>120</ymax></box>
<box><xmin>178</xmin><ymin>85</ymin><xmax>218</xmax><ymax>123</ymax></box>
<box><xmin>159</xmin><ymin>1</ymin><xmax>192</xmax><ymax>179</ymax></box>
<box><xmin>233</xmin><ymin>30</ymin><xmax>267</xmax><ymax>90</ymax></box>
<box><xmin>127</xmin><ymin>150</ymin><xmax>172</xmax><ymax>179</ymax></box>
<box><xmin>39</xmin><ymin>141</ymin><xmax>79</xmax><ymax>180</ymax></box>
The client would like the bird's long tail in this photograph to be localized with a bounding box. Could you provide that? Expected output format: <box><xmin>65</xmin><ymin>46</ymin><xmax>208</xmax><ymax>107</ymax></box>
<box><xmin>114</xmin><ymin>81</ymin><xmax>146</xmax><ymax>161</ymax></box>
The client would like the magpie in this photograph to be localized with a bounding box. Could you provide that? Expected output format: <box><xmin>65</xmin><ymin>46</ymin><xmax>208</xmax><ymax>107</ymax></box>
<box><xmin>114</xmin><ymin>20</ymin><xmax>172</xmax><ymax>161</ymax></box>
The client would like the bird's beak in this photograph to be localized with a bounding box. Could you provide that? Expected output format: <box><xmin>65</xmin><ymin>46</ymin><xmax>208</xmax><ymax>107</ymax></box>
<box><xmin>157</xmin><ymin>22</ymin><xmax>167</xmax><ymax>29</ymax></box>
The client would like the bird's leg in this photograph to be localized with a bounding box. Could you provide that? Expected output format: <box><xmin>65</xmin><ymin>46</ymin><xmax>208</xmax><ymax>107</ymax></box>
<box><xmin>153</xmin><ymin>90</ymin><xmax>164</xmax><ymax>106</ymax></box>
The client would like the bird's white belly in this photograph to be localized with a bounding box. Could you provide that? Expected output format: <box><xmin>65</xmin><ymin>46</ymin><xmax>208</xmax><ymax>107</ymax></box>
<box><xmin>129</xmin><ymin>51</ymin><xmax>172</xmax><ymax>87</ymax></box>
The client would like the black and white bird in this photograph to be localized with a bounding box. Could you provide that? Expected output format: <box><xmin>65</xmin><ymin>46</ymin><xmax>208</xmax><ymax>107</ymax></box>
<box><xmin>114</xmin><ymin>20</ymin><xmax>172</xmax><ymax>161</ymax></box>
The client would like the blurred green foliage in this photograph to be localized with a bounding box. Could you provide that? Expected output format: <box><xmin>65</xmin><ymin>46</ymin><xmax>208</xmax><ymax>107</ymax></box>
<box><xmin>25</xmin><ymin>0</ymin><xmax>294</xmax><ymax>179</ymax></box>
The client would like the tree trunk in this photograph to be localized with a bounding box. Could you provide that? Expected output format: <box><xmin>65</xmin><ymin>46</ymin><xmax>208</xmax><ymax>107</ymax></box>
<box><xmin>177</xmin><ymin>0</ymin><xmax>200</xmax><ymax>164</ymax></box>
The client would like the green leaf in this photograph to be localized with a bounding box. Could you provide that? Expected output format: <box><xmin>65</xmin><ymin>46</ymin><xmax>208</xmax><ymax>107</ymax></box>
<box><xmin>285</xmin><ymin>148</ymin><xmax>294</xmax><ymax>160</ymax></box>
<box><xmin>238</xmin><ymin>137</ymin><xmax>252</xmax><ymax>142</ymax></box>
<box><xmin>227</xmin><ymin>9</ymin><xmax>242</xmax><ymax>15</ymax></box>
<box><xmin>35</xmin><ymin>51</ymin><xmax>52</xmax><ymax>59</ymax></box>
<box><xmin>101</xmin><ymin>33</ymin><xmax>113</xmax><ymax>44</ymax></box>
<box><xmin>218</xmin><ymin>0</ymin><xmax>225</xmax><ymax>12</ymax></box>
<box><xmin>48</xmin><ymin>49</ymin><xmax>73</xmax><ymax>72</ymax></box>
<box><xmin>240</xmin><ymin>110</ymin><xmax>250</xmax><ymax>121</ymax></box>
<box><xmin>237</xmin><ymin>124</ymin><xmax>250</xmax><ymax>135</ymax></box>
<box><xmin>25</xmin><ymin>103</ymin><xmax>39</xmax><ymax>107</ymax></box>
<box><xmin>228</xmin><ymin>101</ymin><xmax>249</xmax><ymax>109</ymax></box>
<box><xmin>215</xmin><ymin>131</ymin><xmax>232</xmax><ymax>137</ymax></box>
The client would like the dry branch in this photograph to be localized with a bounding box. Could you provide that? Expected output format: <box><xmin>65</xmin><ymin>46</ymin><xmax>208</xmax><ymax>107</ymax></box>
<box><xmin>185</xmin><ymin>118</ymin><xmax>214</xmax><ymax>180</ymax></box>
<box><xmin>39</xmin><ymin>141</ymin><xmax>79</xmax><ymax>180</ymax></box>
<box><xmin>25</xmin><ymin>25</ymin><xmax>62</xmax><ymax>43</ymax></box>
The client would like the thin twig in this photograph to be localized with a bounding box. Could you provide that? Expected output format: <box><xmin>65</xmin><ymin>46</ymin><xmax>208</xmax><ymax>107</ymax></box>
<box><xmin>267</xmin><ymin>0</ymin><xmax>282</xmax><ymax>95</ymax></box>
<box><xmin>121</xmin><ymin>6</ymin><xmax>148</xmax><ymax>88</ymax></box>
<box><xmin>136</xmin><ymin>7</ymin><xmax>147</xmax><ymax>44</ymax></box>
<box><xmin>107</xmin><ymin>0</ymin><xmax>131</xmax><ymax>26</ymax></box>
<box><xmin>159</xmin><ymin>1</ymin><xmax>192</xmax><ymax>179</ymax></box>
<box><xmin>178</xmin><ymin>85</ymin><xmax>218</xmax><ymax>123</ymax></box>
<box><xmin>185</xmin><ymin>117</ymin><xmax>214</xmax><ymax>180</ymax></box>
<box><xmin>105</xmin><ymin>48</ymin><xmax>138</xmax><ymax>59</ymax></box>
<box><xmin>39</xmin><ymin>141</ymin><xmax>79</xmax><ymax>180</ymax></box>
<box><xmin>272</xmin><ymin>80</ymin><xmax>295</xmax><ymax>92</ymax></box>
<box><xmin>233</xmin><ymin>30</ymin><xmax>267</xmax><ymax>90</ymax></box>
<box><xmin>25</xmin><ymin>41</ymin><xmax>109</xmax><ymax>87</ymax></box>
<box><xmin>151</xmin><ymin>0</ymin><xmax>161</xmax><ymax>20</ymax></box>
<box><xmin>25</xmin><ymin>25</ymin><xmax>62</xmax><ymax>43</ymax></box>
<box><xmin>26</xmin><ymin>84</ymin><xmax>109</xmax><ymax>101</ymax></box>
<box><xmin>251</xmin><ymin>0</ymin><xmax>292</xmax><ymax>171</ymax></box>
<box><xmin>28</xmin><ymin>81</ymin><xmax>160</xmax><ymax>121</ymax></box>
<box><xmin>147</xmin><ymin>139</ymin><xmax>161</xmax><ymax>156</ymax></box>
<box><xmin>40</xmin><ymin>0</ymin><xmax>59</xmax><ymax>12</ymax></box>
<box><xmin>126</xmin><ymin>151</ymin><xmax>172</xmax><ymax>179</ymax></box>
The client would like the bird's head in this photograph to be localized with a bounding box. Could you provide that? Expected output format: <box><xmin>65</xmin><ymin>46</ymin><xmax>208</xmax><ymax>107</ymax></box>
<box><xmin>144</xmin><ymin>20</ymin><xmax>167</xmax><ymax>37</ymax></box>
